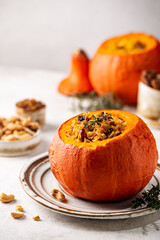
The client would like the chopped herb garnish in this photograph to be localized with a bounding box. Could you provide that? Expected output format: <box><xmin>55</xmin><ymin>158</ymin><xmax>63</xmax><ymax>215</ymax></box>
<box><xmin>131</xmin><ymin>184</ymin><xmax>160</xmax><ymax>210</ymax></box>
<box><xmin>84</xmin><ymin>114</ymin><xmax>111</xmax><ymax>129</ymax></box>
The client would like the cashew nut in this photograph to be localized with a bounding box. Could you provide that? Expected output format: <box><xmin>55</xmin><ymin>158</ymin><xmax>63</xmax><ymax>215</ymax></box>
<box><xmin>1</xmin><ymin>134</ymin><xmax>18</xmax><ymax>141</ymax></box>
<box><xmin>27</xmin><ymin>122</ymin><xmax>39</xmax><ymax>130</ymax></box>
<box><xmin>51</xmin><ymin>189</ymin><xmax>65</xmax><ymax>201</ymax></box>
<box><xmin>7</xmin><ymin>116</ymin><xmax>20</xmax><ymax>123</ymax></box>
<box><xmin>7</xmin><ymin>123</ymin><xmax>23</xmax><ymax>131</ymax></box>
<box><xmin>0</xmin><ymin>193</ymin><xmax>15</xmax><ymax>203</ymax></box>
<box><xmin>11</xmin><ymin>211</ymin><xmax>24</xmax><ymax>219</ymax></box>
<box><xmin>15</xmin><ymin>205</ymin><xmax>23</xmax><ymax>212</ymax></box>
<box><xmin>32</xmin><ymin>215</ymin><xmax>40</xmax><ymax>221</ymax></box>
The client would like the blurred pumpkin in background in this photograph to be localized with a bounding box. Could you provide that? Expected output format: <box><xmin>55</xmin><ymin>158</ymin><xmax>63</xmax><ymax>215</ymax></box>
<box><xmin>89</xmin><ymin>33</ymin><xmax>160</xmax><ymax>104</ymax></box>
<box><xmin>58</xmin><ymin>49</ymin><xmax>93</xmax><ymax>95</ymax></box>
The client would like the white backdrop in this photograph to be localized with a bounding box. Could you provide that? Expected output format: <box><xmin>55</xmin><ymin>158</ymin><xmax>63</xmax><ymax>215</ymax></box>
<box><xmin>0</xmin><ymin>0</ymin><xmax>160</xmax><ymax>72</ymax></box>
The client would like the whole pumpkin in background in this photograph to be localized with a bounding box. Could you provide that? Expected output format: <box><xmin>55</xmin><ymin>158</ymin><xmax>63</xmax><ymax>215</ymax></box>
<box><xmin>58</xmin><ymin>49</ymin><xmax>93</xmax><ymax>95</ymax></box>
<box><xmin>49</xmin><ymin>110</ymin><xmax>158</xmax><ymax>201</ymax></box>
<box><xmin>89</xmin><ymin>33</ymin><xmax>160</xmax><ymax>104</ymax></box>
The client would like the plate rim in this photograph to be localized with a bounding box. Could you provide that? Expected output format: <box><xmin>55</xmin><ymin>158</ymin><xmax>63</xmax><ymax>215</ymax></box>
<box><xmin>19</xmin><ymin>152</ymin><xmax>159</xmax><ymax>219</ymax></box>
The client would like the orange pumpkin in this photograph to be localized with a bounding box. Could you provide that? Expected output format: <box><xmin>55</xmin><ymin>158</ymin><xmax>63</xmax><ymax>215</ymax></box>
<box><xmin>89</xmin><ymin>33</ymin><xmax>160</xmax><ymax>104</ymax></box>
<box><xmin>58</xmin><ymin>49</ymin><xmax>93</xmax><ymax>95</ymax></box>
<box><xmin>49</xmin><ymin>110</ymin><xmax>158</xmax><ymax>201</ymax></box>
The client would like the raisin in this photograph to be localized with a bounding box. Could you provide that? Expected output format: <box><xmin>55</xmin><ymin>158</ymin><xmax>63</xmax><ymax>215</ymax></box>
<box><xmin>117</xmin><ymin>131</ymin><xmax>122</xmax><ymax>136</ymax></box>
<box><xmin>80</xmin><ymin>128</ymin><xmax>87</xmax><ymax>141</ymax></box>
<box><xmin>78</xmin><ymin>115</ymin><xmax>85</xmax><ymax>121</ymax></box>
<box><xmin>106</xmin><ymin>128</ymin><xmax>113</xmax><ymax>135</ymax></box>
<box><xmin>110</xmin><ymin>122</ymin><xmax>116</xmax><ymax>126</ymax></box>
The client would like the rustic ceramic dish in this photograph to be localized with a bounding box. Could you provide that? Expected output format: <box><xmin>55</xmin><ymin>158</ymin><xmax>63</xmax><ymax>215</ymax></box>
<box><xmin>19</xmin><ymin>152</ymin><xmax>160</xmax><ymax>219</ymax></box>
<box><xmin>0</xmin><ymin>129</ymin><xmax>41</xmax><ymax>157</ymax></box>
<box><xmin>137</xmin><ymin>82</ymin><xmax>160</xmax><ymax>128</ymax></box>
<box><xmin>16</xmin><ymin>107</ymin><xmax>46</xmax><ymax>126</ymax></box>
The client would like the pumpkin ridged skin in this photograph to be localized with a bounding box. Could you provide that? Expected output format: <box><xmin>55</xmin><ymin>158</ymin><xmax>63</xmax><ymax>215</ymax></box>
<box><xmin>58</xmin><ymin>49</ymin><xmax>93</xmax><ymax>95</ymax></box>
<box><xmin>89</xmin><ymin>33</ymin><xmax>160</xmax><ymax>104</ymax></box>
<box><xmin>49</xmin><ymin>110</ymin><xmax>158</xmax><ymax>201</ymax></box>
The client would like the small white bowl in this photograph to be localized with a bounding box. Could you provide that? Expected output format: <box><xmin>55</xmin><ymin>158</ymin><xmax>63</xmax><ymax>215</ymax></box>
<box><xmin>16</xmin><ymin>107</ymin><xmax>46</xmax><ymax>126</ymax></box>
<box><xmin>0</xmin><ymin>129</ymin><xmax>41</xmax><ymax>157</ymax></box>
<box><xmin>137</xmin><ymin>81</ymin><xmax>160</xmax><ymax>128</ymax></box>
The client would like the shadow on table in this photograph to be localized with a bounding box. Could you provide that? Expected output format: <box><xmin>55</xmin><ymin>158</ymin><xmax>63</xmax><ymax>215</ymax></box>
<box><xmin>29</xmin><ymin>139</ymin><xmax>49</xmax><ymax>156</ymax></box>
<box><xmin>43</xmin><ymin>122</ymin><xmax>59</xmax><ymax>133</ymax></box>
<box><xmin>51</xmin><ymin>210</ymin><xmax>160</xmax><ymax>232</ymax></box>
<box><xmin>28</xmin><ymin>122</ymin><xmax>59</xmax><ymax>156</ymax></box>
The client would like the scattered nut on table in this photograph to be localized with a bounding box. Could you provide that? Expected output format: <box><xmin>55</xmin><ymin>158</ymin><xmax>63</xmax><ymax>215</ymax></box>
<box><xmin>32</xmin><ymin>215</ymin><xmax>40</xmax><ymax>221</ymax></box>
<box><xmin>51</xmin><ymin>189</ymin><xmax>66</xmax><ymax>202</ymax></box>
<box><xmin>0</xmin><ymin>193</ymin><xmax>15</xmax><ymax>203</ymax></box>
<box><xmin>15</xmin><ymin>205</ymin><xmax>23</xmax><ymax>212</ymax></box>
<box><xmin>11</xmin><ymin>211</ymin><xmax>24</xmax><ymax>219</ymax></box>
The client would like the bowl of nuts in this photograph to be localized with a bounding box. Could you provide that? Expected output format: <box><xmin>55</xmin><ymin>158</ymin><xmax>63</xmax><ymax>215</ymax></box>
<box><xmin>0</xmin><ymin>116</ymin><xmax>41</xmax><ymax>156</ymax></box>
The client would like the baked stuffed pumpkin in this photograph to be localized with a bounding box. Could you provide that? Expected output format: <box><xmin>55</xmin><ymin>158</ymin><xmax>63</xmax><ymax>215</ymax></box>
<box><xmin>49</xmin><ymin>110</ymin><xmax>158</xmax><ymax>201</ymax></box>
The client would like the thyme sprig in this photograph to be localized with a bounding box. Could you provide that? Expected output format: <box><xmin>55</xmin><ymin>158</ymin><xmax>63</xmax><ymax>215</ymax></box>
<box><xmin>70</xmin><ymin>91</ymin><xmax>123</xmax><ymax>112</ymax></box>
<box><xmin>131</xmin><ymin>184</ymin><xmax>160</xmax><ymax>210</ymax></box>
<box><xmin>84</xmin><ymin>114</ymin><xmax>112</xmax><ymax>129</ymax></box>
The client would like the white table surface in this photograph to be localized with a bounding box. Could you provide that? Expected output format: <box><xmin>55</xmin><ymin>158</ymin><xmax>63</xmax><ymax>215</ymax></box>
<box><xmin>0</xmin><ymin>66</ymin><xmax>160</xmax><ymax>240</ymax></box>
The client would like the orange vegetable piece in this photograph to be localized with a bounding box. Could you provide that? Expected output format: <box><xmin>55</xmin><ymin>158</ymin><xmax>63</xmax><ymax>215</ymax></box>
<box><xmin>58</xmin><ymin>49</ymin><xmax>93</xmax><ymax>95</ymax></box>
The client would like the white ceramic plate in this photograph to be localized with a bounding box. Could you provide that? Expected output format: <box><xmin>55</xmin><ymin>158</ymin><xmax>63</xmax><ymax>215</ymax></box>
<box><xmin>19</xmin><ymin>152</ymin><xmax>160</xmax><ymax>219</ymax></box>
<box><xmin>0</xmin><ymin>129</ymin><xmax>41</xmax><ymax>157</ymax></box>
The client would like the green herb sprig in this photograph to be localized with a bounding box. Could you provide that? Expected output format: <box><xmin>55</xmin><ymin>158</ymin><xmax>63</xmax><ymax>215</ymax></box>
<box><xmin>70</xmin><ymin>91</ymin><xmax>123</xmax><ymax>112</ymax></box>
<box><xmin>131</xmin><ymin>184</ymin><xmax>160</xmax><ymax>210</ymax></box>
<box><xmin>84</xmin><ymin>114</ymin><xmax>112</xmax><ymax>129</ymax></box>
